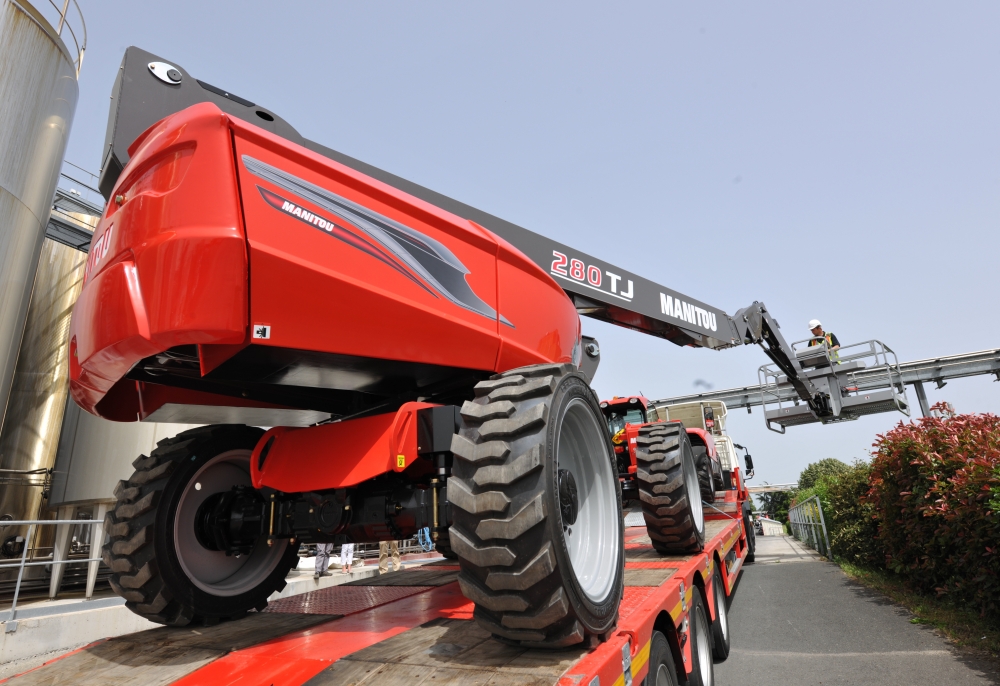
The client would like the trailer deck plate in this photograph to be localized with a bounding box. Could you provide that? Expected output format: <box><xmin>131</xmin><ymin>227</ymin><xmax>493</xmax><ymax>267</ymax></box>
<box><xmin>264</xmin><ymin>584</ymin><xmax>436</xmax><ymax>616</ymax></box>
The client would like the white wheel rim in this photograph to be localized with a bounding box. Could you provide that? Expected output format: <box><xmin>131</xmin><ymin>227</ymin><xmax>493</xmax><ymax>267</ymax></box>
<box><xmin>696</xmin><ymin>603</ymin><xmax>714</xmax><ymax>685</ymax></box>
<box><xmin>174</xmin><ymin>449</ymin><xmax>288</xmax><ymax>596</ymax></box>
<box><xmin>715</xmin><ymin>575</ymin><xmax>729</xmax><ymax>641</ymax></box>
<box><xmin>683</xmin><ymin>445</ymin><xmax>705</xmax><ymax>536</ymax></box>
<box><xmin>556</xmin><ymin>397</ymin><xmax>620</xmax><ymax>603</ymax></box>
<box><xmin>655</xmin><ymin>663</ymin><xmax>672</xmax><ymax>686</ymax></box>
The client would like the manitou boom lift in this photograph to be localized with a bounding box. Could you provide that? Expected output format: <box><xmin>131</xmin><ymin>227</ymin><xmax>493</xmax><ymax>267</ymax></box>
<box><xmin>62</xmin><ymin>46</ymin><xmax>901</xmax><ymax>684</ymax></box>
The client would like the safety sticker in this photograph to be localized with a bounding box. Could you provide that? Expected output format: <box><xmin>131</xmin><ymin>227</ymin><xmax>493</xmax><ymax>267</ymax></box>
<box><xmin>252</xmin><ymin>324</ymin><xmax>272</xmax><ymax>340</ymax></box>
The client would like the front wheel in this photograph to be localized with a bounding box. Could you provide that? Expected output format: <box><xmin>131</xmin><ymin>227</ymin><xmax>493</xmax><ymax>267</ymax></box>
<box><xmin>449</xmin><ymin>363</ymin><xmax>624</xmax><ymax>648</ymax></box>
<box><xmin>635</xmin><ymin>423</ymin><xmax>706</xmax><ymax>554</ymax></box>
<box><xmin>102</xmin><ymin>425</ymin><xmax>299</xmax><ymax>625</ymax></box>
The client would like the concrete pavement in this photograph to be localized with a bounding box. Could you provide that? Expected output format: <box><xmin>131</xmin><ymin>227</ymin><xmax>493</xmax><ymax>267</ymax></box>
<box><xmin>715</xmin><ymin>535</ymin><xmax>998</xmax><ymax>685</ymax></box>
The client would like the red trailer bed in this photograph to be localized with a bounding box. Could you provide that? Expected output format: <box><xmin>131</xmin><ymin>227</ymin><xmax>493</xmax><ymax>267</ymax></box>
<box><xmin>4</xmin><ymin>513</ymin><xmax>746</xmax><ymax>686</ymax></box>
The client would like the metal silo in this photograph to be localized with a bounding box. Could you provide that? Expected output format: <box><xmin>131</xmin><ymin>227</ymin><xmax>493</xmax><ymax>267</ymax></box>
<box><xmin>0</xmin><ymin>0</ymin><xmax>84</xmax><ymax>434</ymax></box>
<box><xmin>0</xmin><ymin>0</ymin><xmax>84</xmax><ymax>577</ymax></box>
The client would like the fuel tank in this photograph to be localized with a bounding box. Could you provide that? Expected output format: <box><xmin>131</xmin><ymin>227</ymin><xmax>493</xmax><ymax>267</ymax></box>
<box><xmin>69</xmin><ymin>103</ymin><xmax>580</xmax><ymax>423</ymax></box>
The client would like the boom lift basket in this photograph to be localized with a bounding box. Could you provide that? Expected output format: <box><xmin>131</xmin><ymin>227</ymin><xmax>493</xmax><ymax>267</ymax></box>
<box><xmin>759</xmin><ymin>339</ymin><xmax>910</xmax><ymax>432</ymax></box>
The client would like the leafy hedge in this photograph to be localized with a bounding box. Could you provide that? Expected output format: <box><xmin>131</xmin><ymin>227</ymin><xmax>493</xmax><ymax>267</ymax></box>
<box><xmin>824</xmin><ymin>462</ymin><xmax>884</xmax><ymax>567</ymax></box>
<box><xmin>790</xmin><ymin>461</ymin><xmax>884</xmax><ymax>566</ymax></box>
<box><xmin>868</xmin><ymin>406</ymin><xmax>1000</xmax><ymax>616</ymax></box>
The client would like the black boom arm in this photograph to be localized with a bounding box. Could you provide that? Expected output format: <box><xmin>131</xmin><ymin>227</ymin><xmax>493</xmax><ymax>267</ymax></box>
<box><xmin>732</xmin><ymin>302</ymin><xmax>831</xmax><ymax>416</ymax></box>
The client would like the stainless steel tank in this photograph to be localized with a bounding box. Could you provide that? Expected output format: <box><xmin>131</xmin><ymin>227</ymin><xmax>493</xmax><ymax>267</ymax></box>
<box><xmin>0</xmin><ymin>239</ymin><xmax>86</xmax><ymax>575</ymax></box>
<box><xmin>0</xmin><ymin>0</ymin><xmax>83</xmax><ymax>434</ymax></box>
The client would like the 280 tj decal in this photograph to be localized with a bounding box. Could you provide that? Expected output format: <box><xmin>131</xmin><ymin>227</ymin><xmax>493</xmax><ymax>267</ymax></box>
<box><xmin>245</xmin><ymin>155</ymin><xmax>511</xmax><ymax>326</ymax></box>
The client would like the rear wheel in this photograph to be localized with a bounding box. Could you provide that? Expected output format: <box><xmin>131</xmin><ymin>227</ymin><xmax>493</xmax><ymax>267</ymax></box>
<box><xmin>449</xmin><ymin>363</ymin><xmax>624</xmax><ymax>648</ymax></box>
<box><xmin>688</xmin><ymin>591</ymin><xmax>715</xmax><ymax>686</ymax></box>
<box><xmin>692</xmin><ymin>447</ymin><xmax>716</xmax><ymax>504</ymax></box>
<box><xmin>743</xmin><ymin>507</ymin><xmax>756</xmax><ymax>564</ymax></box>
<box><xmin>102</xmin><ymin>425</ymin><xmax>299</xmax><ymax>626</ymax></box>
<box><xmin>710</xmin><ymin>567</ymin><xmax>731</xmax><ymax>661</ymax></box>
<box><xmin>635</xmin><ymin>423</ymin><xmax>705</xmax><ymax>554</ymax></box>
<box><xmin>645</xmin><ymin>630</ymin><xmax>679</xmax><ymax>686</ymax></box>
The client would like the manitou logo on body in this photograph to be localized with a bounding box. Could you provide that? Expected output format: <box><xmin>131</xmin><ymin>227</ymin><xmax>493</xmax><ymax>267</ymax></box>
<box><xmin>84</xmin><ymin>225</ymin><xmax>113</xmax><ymax>281</ymax></box>
<box><xmin>277</xmin><ymin>199</ymin><xmax>339</xmax><ymax>232</ymax></box>
<box><xmin>660</xmin><ymin>294</ymin><xmax>718</xmax><ymax>332</ymax></box>
<box><xmin>550</xmin><ymin>251</ymin><xmax>634</xmax><ymax>301</ymax></box>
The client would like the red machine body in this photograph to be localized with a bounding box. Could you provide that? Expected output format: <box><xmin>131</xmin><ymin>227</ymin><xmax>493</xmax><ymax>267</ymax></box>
<box><xmin>70</xmin><ymin>103</ymin><xmax>580</xmax><ymax>425</ymax></box>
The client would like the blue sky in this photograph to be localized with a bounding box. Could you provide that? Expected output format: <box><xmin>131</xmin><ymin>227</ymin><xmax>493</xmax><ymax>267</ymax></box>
<box><xmin>65</xmin><ymin>1</ymin><xmax>1000</xmax><ymax>485</ymax></box>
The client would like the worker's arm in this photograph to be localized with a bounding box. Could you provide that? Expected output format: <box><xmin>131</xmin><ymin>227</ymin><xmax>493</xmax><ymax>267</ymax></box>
<box><xmin>829</xmin><ymin>333</ymin><xmax>841</xmax><ymax>350</ymax></box>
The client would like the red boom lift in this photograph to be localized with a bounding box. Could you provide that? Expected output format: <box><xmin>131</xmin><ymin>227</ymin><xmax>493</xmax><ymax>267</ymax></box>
<box><xmin>60</xmin><ymin>46</ymin><xmax>833</xmax><ymax>684</ymax></box>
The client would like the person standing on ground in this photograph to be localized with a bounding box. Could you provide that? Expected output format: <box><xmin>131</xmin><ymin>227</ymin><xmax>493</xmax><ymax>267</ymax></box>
<box><xmin>315</xmin><ymin>542</ymin><xmax>334</xmax><ymax>579</ymax></box>
<box><xmin>807</xmin><ymin>319</ymin><xmax>840</xmax><ymax>364</ymax></box>
<box><xmin>339</xmin><ymin>542</ymin><xmax>355</xmax><ymax>574</ymax></box>
<box><xmin>379</xmin><ymin>540</ymin><xmax>401</xmax><ymax>573</ymax></box>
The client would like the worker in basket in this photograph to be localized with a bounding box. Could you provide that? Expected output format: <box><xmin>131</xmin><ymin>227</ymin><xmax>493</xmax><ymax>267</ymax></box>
<box><xmin>807</xmin><ymin>319</ymin><xmax>840</xmax><ymax>365</ymax></box>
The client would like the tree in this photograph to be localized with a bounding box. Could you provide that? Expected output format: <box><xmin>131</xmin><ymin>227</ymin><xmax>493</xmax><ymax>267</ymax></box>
<box><xmin>798</xmin><ymin>458</ymin><xmax>850</xmax><ymax>490</ymax></box>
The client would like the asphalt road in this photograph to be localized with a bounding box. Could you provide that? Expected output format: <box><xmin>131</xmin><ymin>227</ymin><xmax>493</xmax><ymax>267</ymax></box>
<box><xmin>714</xmin><ymin>535</ymin><xmax>998</xmax><ymax>686</ymax></box>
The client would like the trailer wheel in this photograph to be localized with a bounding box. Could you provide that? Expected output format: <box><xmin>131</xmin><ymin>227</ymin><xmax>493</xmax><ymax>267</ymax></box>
<box><xmin>635</xmin><ymin>423</ymin><xmax>705</xmax><ymax>554</ymax></box>
<box><xmin>692</xmin><ymin>447</ymin><xmax>716</xmax><ymax>504</ymax></box>
<box><xmin>645</xmin><ymin>630</ymin><xmax>679</xmax><ymax>686</ymax></box>
<box><xmin>449</xmin><ymin>363</ymin><xmax>624</xmax><ymax>648</ymax></box>
<box><xmin>688</xmin><ymin>591</ymin><xmax>715</xmax><ymax>686</ymax></box>
<box><xmin>743</xmin><ymin>510</ymin><xmax>756</xmax><ymax>563</ymax></box>
<box><xmin>102</xmin><ymin>425</ymin><xmax>299</xmax><ymax>626</ymax></box>
<box><xmin>710</xmin><ymin>567</ymin><xmax>731</xmax><ymax>661</ymax></box>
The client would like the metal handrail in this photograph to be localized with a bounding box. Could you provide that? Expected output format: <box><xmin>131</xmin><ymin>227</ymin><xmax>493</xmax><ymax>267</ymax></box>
<box><xmin>788</xmin><ymin>496</ymin><xmax>831</xmax><ymax>558</ymax></box>
<box><xmin>46</xmin><ymin>0</ymin><xmax>86</xmax><ymax>76</ymax></box>
<box><xmin>1</xmin><ymin>519</ymin><xmax>103</xmax><ymax>626</ymax></box>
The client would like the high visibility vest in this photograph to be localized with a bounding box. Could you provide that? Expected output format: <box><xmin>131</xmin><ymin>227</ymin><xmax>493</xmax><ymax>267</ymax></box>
<box><xmin>809</xmin><ymin>332</ymin><xmax>839</xmax><ymax>362</ymax></box>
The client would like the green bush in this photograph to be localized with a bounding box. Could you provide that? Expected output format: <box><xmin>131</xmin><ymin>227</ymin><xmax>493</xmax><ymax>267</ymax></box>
<box><xmin>824</xmin><ymin>462</ymin><xmax>884</xmax><ymax>567</ymax></box>
<box><xmin>868</xmin><ymin>406</ymin><xmax>1000</xmax><ymax>616</ymax></box>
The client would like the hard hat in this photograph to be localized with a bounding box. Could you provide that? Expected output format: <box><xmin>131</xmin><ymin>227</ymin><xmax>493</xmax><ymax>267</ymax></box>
<box><xmin>808</xmin><ymin>319</ymin><xmax>822</xmax><ymax>329</ymax></box>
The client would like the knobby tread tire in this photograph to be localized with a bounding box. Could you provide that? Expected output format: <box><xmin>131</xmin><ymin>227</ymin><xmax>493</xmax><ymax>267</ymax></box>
<box><xmin>102</xmin><ymin>424</ymin><xmax>299</xmax><ymax>626</ymax></box>
<box><xmin>635</xmin><ymin>422</ymin><xmax>705</xmax><ymax>554</ymax></box>
<box><xmin>692</xmin><ymin>447</ymin><xmax>716</xmax><ymax>504</ymax></box>
<box><xmin>448</xmin><ymin>362</ymin><xmax>623</xmax><ymax>648</ymax></box>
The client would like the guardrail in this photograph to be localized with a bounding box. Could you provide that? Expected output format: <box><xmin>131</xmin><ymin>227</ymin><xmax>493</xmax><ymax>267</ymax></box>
<box><xmin>1</xmin><ymin>518</ymin><xmax>103</xmax><ymax>632</ymax></box>
<box><xmin>788</xmin><ymin>496</ymin><xmax>831</xmax><ymax>558</ymax></box>
<box><xmin>14</xmin><ymin>0</ymin><xmax>87</xmax><ymax>76</ymax></box>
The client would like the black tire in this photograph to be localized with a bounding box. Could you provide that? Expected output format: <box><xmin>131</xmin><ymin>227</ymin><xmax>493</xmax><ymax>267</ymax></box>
<box><xmin>645</xmin><ymin>630</ymin><xmax>680</xmax><ymax>686</ymax></box>
<box><xmin>692</xmin><ymin>447</ymin><xmax>715</xmax><ymax>504</ymax></box>
<box><xmin>448</xmin><ymin>362</ymin><xmax>624</xmax><ymax>648</ymax></box>
<box><xmin>635</xmin><ymin>423</ymin><xmax>705</xmax><ymax>554</ymax></box>
<box><xmin>102</xmin><ymin>425</ymin><xmax>299</xmax><ymax>626</ymax></box>
<box><xmin>711</xmin><ymin>460</ymin><xmax>726</xmax><ymax>492</ymax></box>
<box><xmin>688</xmin><ymin>591</ymin><xmax>715</xmax><ymax>686</ymax></box>
<box><xmin>710</xmin><ymin>567</ymin><xmax>731</xmax><ymax>661</ymax></box>
<box><xmin>743</xmin><ymin>508</ymin><xmax>756</xmax><ymax>564</ymax></box>
<box><xmin>435</xmin><ymin>530</ymin><xmax>459</xmax><ymax>560</ymax></box>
